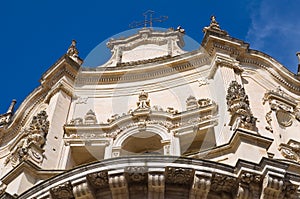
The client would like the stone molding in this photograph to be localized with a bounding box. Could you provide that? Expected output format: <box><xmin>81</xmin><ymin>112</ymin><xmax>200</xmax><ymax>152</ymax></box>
<box><xmin>15</xmin><ymin>156</ymin><xmax>300</xmax><ymax>199</ymax></box>
<box><xmin>65</xmin><ymin>92</ymin><xmax>217</xmax><ymax>143</ymax></box>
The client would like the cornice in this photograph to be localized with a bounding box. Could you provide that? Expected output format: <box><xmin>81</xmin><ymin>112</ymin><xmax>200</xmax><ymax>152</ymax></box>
<box><xmin>1</xmin><ymin>160</ymin><xmax>63</xmax><ymax>186</ymax></box>
<box><xmin>202</xmin><ymin>31</ymin><xmax>300</xmax><ymax>94</ymax></box>
<box><xmin>76</xmin><ymin>51</ymin><xmax>210</xmax><ymax>85</ymax></box>
<box><xmin>191</xmin><ymin>128</ymin><xmax>273</xmax><ymax>159</ymax></box>
<box><xmin>17</xmin><ymin>156</ymin><xmax>300</xmax><ymax>199</ymax></box>
<box><xmin>240</xmin><ymin>52</ymin><xmax>300</xmax><ymax>93</ymax></box>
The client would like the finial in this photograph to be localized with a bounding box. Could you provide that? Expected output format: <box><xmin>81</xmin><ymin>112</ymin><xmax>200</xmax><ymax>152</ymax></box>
<box><xmin>136</xmin><ymin>90</ymin><xmax>150</xmax><ymax>110</ymax></box>
<box><xmin>139</xmin><ymin>90</ymin><xmax>149</xmax><ymax>101</ymax></box>
<box><xmin>6</xmin><ymin>99</ymin><xmax>16</xmax><ymax>114</ymax></box>
<box><xmin>297</xmin><ymin>52</ymin><xmax>300</xmax><ymax>75</ymax></box>
<box><xmin>67</xmin><ymin>39</ymin><xmax>79</xmax><ymax>57</ymax></box>
<box><xmin>209</xmin><ymin>15</ymin><xmax>221</xmax><ymax>30</ymax></box>
<box><xmin>203</xmin><ymin>15</ymin><xmax>228</xmax><ymax>36</ymax></box>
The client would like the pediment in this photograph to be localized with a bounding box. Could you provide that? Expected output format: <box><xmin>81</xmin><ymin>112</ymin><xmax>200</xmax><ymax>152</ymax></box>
<box><xmin>103</xmin><ymin>28</ymin><xmax>186</xmax><ymax>67</ymax></box>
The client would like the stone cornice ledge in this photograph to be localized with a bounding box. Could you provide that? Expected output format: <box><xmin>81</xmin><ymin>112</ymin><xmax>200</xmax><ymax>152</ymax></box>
<box><xmin>192</xmin><ymin>128</ymin><xmax>273</xmax><ymax>160</ymax></box>
<box><xmin>0</xmin><ymin>160</ymin><xmax>63</xmax><ymax>186</ymax></box>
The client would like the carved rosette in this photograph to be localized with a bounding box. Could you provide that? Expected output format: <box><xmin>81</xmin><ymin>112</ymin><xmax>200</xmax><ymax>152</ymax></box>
<box><xmin>50</xmin><ymin>181</ymin><xmax>75</xmax><ymax>199</ymax></box>
<box><xmin>226</xmin><ymin>81</ymin><xmax>256</xmax><ymax>131</ymax></box>
<box><xmin>5</xmin><ymin>110</ymin><xmax>49</xmax><ymax>167</ymax></box>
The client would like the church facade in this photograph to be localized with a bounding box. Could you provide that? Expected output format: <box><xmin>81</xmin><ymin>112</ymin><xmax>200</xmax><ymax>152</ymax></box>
<box><xmin>0</xmin><ymin>17</ymin><xmax>300</xmax><ymax>199</ymax></box>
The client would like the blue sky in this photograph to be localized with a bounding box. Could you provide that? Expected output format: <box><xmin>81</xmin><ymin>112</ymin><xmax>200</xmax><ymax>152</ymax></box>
<box><xmin>0</xmin><ymin>0</ymin><xmax>299</xmax><ymax>113</ymax></box>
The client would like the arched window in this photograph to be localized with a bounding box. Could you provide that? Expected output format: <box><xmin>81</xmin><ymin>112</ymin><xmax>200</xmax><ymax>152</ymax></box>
<box><xmin>121</xmin><ymin>131</ymin><xmax>163</xmax><ymax>156</ymax></box>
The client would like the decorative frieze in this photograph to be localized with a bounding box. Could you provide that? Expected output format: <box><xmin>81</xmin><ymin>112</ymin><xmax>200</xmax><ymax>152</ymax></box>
<box><xmin>5</xmin><ymin>110</ymin><xmax>49</xmax><ymax>167</ymax></box>
<box><xmin>210</xmin><ymin>173</ymin><xmax>238</xmax><ymax>193</ymax></box>
<box><xmin>165</xmin><ymin>167</ymin><xmax>195</xmax><ymax>186</ymax></box>
<box><xmin>50</xmin><ymin>181</ymin><xmax>74</xmax><ymax>199</ymax></box>
<box><xmin>125</xmin><ymin>166</ymin><xmax>148</xmax><ymax>184</ymax></box>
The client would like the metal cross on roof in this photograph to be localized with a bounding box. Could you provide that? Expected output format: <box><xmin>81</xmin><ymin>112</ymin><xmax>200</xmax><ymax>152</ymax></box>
<box><xmin>129</xmin><ymin>10</ymin><xmax>168</xmax><ymax>28</ymax></box>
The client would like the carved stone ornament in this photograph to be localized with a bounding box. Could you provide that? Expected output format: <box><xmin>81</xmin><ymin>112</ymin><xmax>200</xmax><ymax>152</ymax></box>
<box><xmin>186</xmin><ymin>95</ymin><xmax>198</xmax><ymax>110</ymax></box>
<box><xmin>210</xmin><ymin>173</ymin><xmax>237</xmax><ymax>193</ymax></box>
<box><xmin>135</xmin><ymin>90</ymin><xmax>150</xmax><ymax>111</ymax></box>
<box><xmin>0</xmin><ymin>99</ymin><xmax>16</xmax><ymax>127</ymax></box>
<box><xmin>263</xmin><ymin>87</ymin><xmax>299</xmax><ymax>127</ymax></box>
<box><xmin>69</xmin><ymin>117</ymin><xmax>83</xmax><ymax>125</ymax></box>
<box><xmin>84</xmin><ymin>109</ymin><xmax>97</xmax><ymax>124</ymax></box>
<box><xmin>203</xmin><ymin>16</ymin><xmax>228</xmax><ymax>36</ymax></box>
<box><xmin>87</xmin><ymin>170</ymin><xmax>109</xmax><ymax>189</ymax></box>
<box><xmin>190</xmin><ymin>174</ymin><xmax>211</xmax><ymax>198</ymax></box>
<box><xmin>125</xmin><ymin>166</ymin><xmax>148</xmax><ymax>184</ymax></box>
<box><xmin>226</xmin><ymin>81</ymin><xmax>256</xmax><ymax>130</ymax></box>
<box><xmin>261</xmin><ymin>174</ymin><xmax>298</xmax><ymax>199</ymax></box>
<box><xmin>236</xmin><ymin>172</ymin><xmax>262</xmax><ymax>199</ymax></box>
<box><xmin>198</xmin><ymin>77</ymin><xmax>209</xmax><ymax>87</ymax></box>
<box><xmin>279</xmin><ymin>139</ymin><xmax>300</xmax><ymax>163</ymax></box>
<box><xmin>165</xmin><ymin>167</ymin><xmax>195</xmax><ymax>186</ymax></box>
<box><xmin>67</xmin><ymin>40</ymin><xmax>79</xmax><ymax>58</ymax></box>
<box><xmin>50</xmin><ymin>181</ymin><xmax>75</xmax><ymax>199</ymax></box>
<box><xmin>265</xmin><ymin>110</ymin><xmax>273</xmax><ymax>133</ymax></box>
<box><xmin>276</xmin><ymin>109</ymin><xmax>293</xmax><ymax>127</ymax></box>
<box><xmin>5</xmin><ymin>110</ymin><xmax>49</xmax><ymax>167</ymax></box>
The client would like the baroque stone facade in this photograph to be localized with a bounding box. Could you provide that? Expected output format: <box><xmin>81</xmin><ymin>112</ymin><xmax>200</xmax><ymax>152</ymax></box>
<box><xmin>0</xmin><ymin>16</ymin><xmax>300</xmax><ymax>198</ymax></box>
